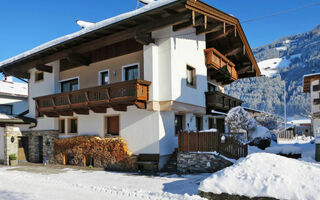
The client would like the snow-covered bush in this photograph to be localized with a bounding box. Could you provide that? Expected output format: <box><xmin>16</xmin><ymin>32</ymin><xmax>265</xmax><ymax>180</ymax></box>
<box><xmin>226</xmin><ymin>106</ymin><xmax>257</xmax><ymax>133</ymax></box>
<box><xmin>248</xmin><ymin>126</ymin><xmax>271</xmax><ymax>140</ymax></box>
<box><xmin>254</xmin><ymin>113</ymin><xmax>280</xmax><ymax>130</ymax></box>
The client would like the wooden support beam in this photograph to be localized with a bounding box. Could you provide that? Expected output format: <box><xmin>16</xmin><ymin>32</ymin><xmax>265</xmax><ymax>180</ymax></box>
<box><xmin>206</xmin><ymin>27</ymin><xmax>233</xmax><ymax>41</ymax></box>
<box><xmin>57</xmin><ymin>110</ymin><xmax>73</xmax><ymax>116</ymax></box>
<box><xmin>192</xmin><ymin>10</ymin><xmax>196</xmax><ymax>26</ymax></box>
<box><xmin>204</xmin><ymin>15</ymin><xmax>207</xmax><ymax>30</ymax></box>
<box><xmin>135</xmin><ymin>101</ymin><xmax>146</xmax><ymax>109</ymax></box>
<box><xmin>196</xmin><ymin>23</ymin><xmax>223</xmax><ymax>35</ymax></box>
<box><xmin>134</xmin><ymin>33</ymin><xmax>155</xmax><ymax>45</ymax></box>
<box><xmin>35</xmin><ymin>64</ymin><xmax>53</xmax><ymax>73</ymax></box>
<box><xmin>45</xmin><ymin>112</ymin><xmax>59</xmax><ymax>118</ymax></box>
<box><xmin>225</xmin><ymin>47</ymin><xmax>242</xmax><ymax>57</ymax></box>
<box><xmin>67</xmin><ymin>53</ymin><xmax>91</xmax><ymax>66</ymax></box>
<box><xmin>112</xmin><ymin>105</ymin><xmax>127</xmax><ymax>112</ymax></box>
<box><xmin>173</xmin><ymin>15</ymin><xmax>205</xmax><ymax>32</ymax></box>
<box><xmin>73</xmin><ymin>109</ymin><xmax>89</xmax><ymax>115</ymax></box>
<box><xmin>91</xmin><ymin>107</ymin><xmax>107</xmax><ymax>113</ymax></box>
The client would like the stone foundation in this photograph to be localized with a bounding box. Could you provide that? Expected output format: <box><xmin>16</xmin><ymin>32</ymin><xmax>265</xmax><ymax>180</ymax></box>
<box><xmin>22</xmin><ymin>130</ymin><xmax>59</xmax><ymax>164</ymax></box>
<box><xmin>177</xmin><ymin>152</ymin><xmax>233</xmax><ymax>173</ymax></box>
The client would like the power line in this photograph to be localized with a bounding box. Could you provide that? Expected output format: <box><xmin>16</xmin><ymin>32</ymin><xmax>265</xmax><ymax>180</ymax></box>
<box><xmin>241</xmin><ymin>1</ymin><xmax>320</xmax><ymax>24</ymax></box>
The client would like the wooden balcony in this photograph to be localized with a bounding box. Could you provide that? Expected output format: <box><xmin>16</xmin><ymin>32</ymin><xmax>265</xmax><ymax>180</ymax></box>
<box><xmin>205</xmin><ymin>91</ymin><xmax>242</xmax><ymax>113</ymax></box>
<box><xmin>204</xmin><ymin>48</ymin><xmax>238</xmax><ymax>84</ymax></box>
<box><xmin>34</xmin><ymin>80</ymin><xmax>151</xmax><ymax>117</ymax></box>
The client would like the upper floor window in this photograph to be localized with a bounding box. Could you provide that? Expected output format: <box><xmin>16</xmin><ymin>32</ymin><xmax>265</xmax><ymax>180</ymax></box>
<box><xmin>100</xmin><ymin>70</ymin><xmax>109</xmax><ymax>85</ymax></box>
<box><xmin>186</xmin><ymin>65</ymin><xmax>196</xmax><ymax>87</ymax></box>
<box><xmin>0</xmin><ymin>105</ymin><xmax>12</xmax><ymax>115</ymax></box>
<box><xmin>68</xmin><ymin>118</ymin><xmax>78</xmax><ymax>134</ymax></box>
<box><xmin>35</xmin><ymin>71</ymin><xmax>44</xmax><ymax>82</ymax></box>
<box><xmin>61</xmin><ymin>78</ymin><xmax>79</xmax><ymax>92</ymax></box>
<box><xmin>123</xmin><ymin>64</ymin><xmax>139</xmax><ymax>81</ymax></box>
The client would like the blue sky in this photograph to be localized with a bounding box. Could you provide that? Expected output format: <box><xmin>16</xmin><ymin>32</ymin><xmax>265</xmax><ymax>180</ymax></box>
<box><xmin>0</xmin><ymin>0</ymin><xmax>320</xmax><ymax>63</ymax></box>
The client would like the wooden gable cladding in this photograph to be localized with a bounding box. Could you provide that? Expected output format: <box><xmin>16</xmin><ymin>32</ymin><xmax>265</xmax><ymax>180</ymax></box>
<box><xmin>60</xmin><ymin>39</ymin><xmax>143</xmax><ymax>71</ymax></box>
<box><xmin>34</xmin><ymin>80</ymin><xmax>151</xmax><ymax>117</ymax></box>
<box><xmin>204</xmin><ymin>47</ymin><xmax>238</xmax><ymax>84</ymax></box>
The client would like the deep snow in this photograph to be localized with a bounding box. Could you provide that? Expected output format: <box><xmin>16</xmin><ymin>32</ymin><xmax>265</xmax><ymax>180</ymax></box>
<box><xmin>199</xmin><ymin>153</ymin><xmax>320</xmax><ymax>200</ymax></box>
<box><xmin>0</xmin><ymin>165</ymin><xmax>207</xmax><ymax>200</ymax></box>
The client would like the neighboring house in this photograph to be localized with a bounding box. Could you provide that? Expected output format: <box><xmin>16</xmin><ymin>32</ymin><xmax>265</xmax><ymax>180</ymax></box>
<box><xmin>0</xmin><ymin>0</ymin><xmax>260</xmax><ymax>167</ymax></box>
<box><xmin>287</xmin><ymin>119</ymin><xmax>312</xmax><ymax>136</ymax></box>
<box><xmin>303</xmin><ymin>73</ymin><xmax>320</xmax><ymax>161</ymax></box>
<box><xmin>0</xmin><ymin>76</ymin><xmax>28</xmax><ymax>115</ymax></box>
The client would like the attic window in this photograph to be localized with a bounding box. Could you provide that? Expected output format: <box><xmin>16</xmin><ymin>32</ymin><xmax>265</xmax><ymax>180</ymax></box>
<box><xmin>35</xmin><ymin>71</ymin><xmax>44</xmax><ymax>82</ymax></box>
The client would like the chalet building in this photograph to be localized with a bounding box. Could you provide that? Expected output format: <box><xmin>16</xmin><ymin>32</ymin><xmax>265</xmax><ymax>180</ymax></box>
<box><xmin>0</xmin><ymin>0</ymin><xmax>260</xmax><ymax>167</ymax></box>
<box><xmin>303</xmin><ymin>73</ymin><xmax>320</xmax><ymax>161</ymax></box>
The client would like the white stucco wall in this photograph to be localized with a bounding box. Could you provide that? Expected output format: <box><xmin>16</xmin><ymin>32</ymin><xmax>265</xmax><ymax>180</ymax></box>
<box><xmin>0</xmin><ymin>127</ymin><xmax>4</xmax><ymax>161</ymax></box>
<box><xmin>58</xmin><ymin>107</ymin><xmax>176</xmax><ymax>155</ymax></box>
<box><xmin>0</xmin><ymin>96</ymin><xmax>28</xmax><ymax>115</ymax></box>
<box><xmin>27</xmin><ymin>61</ymin><xmax>60</xmax><ymax>130</ymax></box>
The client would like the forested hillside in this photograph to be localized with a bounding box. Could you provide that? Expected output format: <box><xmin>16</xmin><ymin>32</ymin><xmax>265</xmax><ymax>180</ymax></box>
<box><xmin>225</xmin><ymin>25</ymin><xmax>320</xmax><ymax>118</ymax></box>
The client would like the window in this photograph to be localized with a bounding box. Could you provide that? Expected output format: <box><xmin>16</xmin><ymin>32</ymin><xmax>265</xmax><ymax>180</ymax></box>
<box><xmin>36</xmin><ymin>109</ymin><xmax>44</xmax><ymax>118</ymax></box>
<box><xmin>59</xmin><ymin>119</ymin><xmax>65</xmax><ymax>134</ymax></box>
<box><xmin>0</xmin><ymin>105</ymin><xmax>12</xmax><ymax>115</ymax></box>
<box><xmin>208</xmin><ymin>118</ymin><xmax>215</xmax><ymax>129</ymax></box>
<box><xmin>175</xmin><ymin>114</ymin><xmax>184</xmax><ymax>135</ymax></box>
<box><xmin>186</xmin><ymin>65</ymin><xmax>196</xmax><ymax>87</ymax></box>
<box><xmin>35</xmin><ymin>71</ymin><xmax>44</xmax><ymax>82</ymax></box>
<box><xmin>123</xmin><ymin>64</ymin><xmax>139</xmax><ymax>81</ymax></box>
<box><xmin>100</xmin><ymin>70</ymin><xmax>109</xmax><ymax>85</ymax></box>
<box><xmin>208</xmin><ymin>83</ymin><xmax>217</xmax><ymax>92</ymax></box>
<box><xmin>61</xmin><ymin>78</ymin><xmax>79</xmax><ymax>92</ymax></box>
<box><xmin>196</xmin><ymin>116</ymin><xmax>203</xmax><ymax>131</ymax></box>
<box><xmin>105</xmin><ymin>116</ymin><xmax>120</xmax><ymax>136</ymax></box>
<box><xmin>68</xmin><ymin>118</ymin><xmax>78</xmax><ymax>134</ymax></box>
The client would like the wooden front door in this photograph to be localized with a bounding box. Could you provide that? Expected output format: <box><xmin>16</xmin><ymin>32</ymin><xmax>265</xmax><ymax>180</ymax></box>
<box><xmin>107</xmin><ymin>116</ymin><xmax>119</xmax><ymax>136</ymax></box>
<box><xmin>216</xmin><ymin>118</ymin><xmax>225</xmax><ymax>133</ymax></box>
<box><xmin>18</xmin><ymin>137</ymin><xmax>28</xmax><ymax>161</ymax></box>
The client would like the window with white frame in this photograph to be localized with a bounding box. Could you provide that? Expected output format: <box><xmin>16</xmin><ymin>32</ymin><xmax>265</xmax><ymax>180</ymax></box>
<box><xmin>123</xmin><ymin>64</ymin><xmax>139</xmax><ymax>81</ymax></box>
<box><xmin>99</xmin><ymin>70</ymin><xmax>110</xmax><ymax>85</ymax></box>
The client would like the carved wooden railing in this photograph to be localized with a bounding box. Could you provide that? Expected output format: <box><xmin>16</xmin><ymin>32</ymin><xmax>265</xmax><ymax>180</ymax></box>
<box><xmin>34</xmin><ymin>80</ymin><xmax>151</xmax><ymax>117</ymax></box>
<box><xmin>205</xmin><ymin>91</ymin><xmax>242</xmax><ymax>113</ymax></box>
<box><xmin>204</xmin><ymin>47</ymin><xmax>238</xmax><ymax>82</ymax></box>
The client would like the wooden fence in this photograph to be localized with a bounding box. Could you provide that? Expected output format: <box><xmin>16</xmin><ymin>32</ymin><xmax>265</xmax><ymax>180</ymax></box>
<box><xmin>178</xmin><ymin>131</ymin><xmax>248</xmax><ymax>159</ymax></box>
<box><xmin>277</xmin><ymin>130</ymin><xmax>294</xmax><ymax>140</ymax></box>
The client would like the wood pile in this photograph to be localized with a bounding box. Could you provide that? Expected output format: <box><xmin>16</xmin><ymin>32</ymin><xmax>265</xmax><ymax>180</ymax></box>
<box><xmin>54</xmin><ymin>136</ymin><xmax>136</xmax><ymax>170</ymax></box>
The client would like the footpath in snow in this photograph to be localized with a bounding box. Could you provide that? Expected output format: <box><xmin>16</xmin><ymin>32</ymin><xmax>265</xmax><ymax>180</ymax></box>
<box><xmin>199</xmin><ymin>153</ymin><xmax>320</xmax><ymax>200</ymax></box>
<box><xmin>0</xmin><ymin>165</ymin><xmax>207</xmax><ymax>200</ymax></box>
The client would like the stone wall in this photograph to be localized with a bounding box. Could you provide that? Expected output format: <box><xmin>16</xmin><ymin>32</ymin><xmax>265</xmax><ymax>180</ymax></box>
<box><xmin>177</xmin><ymin>152</ymin><xmax>233</xmax><ymax>173</ymax></box>
<box><xmin>22</xmin><ymin>130</ymin><xmax>59</xmax><ymax>164</ymax></box>
<box><xmin>3</xmin><ymin>126</ymin><xmax>21</xmax><ymax>165</ymax></box>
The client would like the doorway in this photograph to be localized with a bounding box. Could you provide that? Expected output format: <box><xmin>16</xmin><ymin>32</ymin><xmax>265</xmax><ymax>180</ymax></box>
<box><xmin>18</xmin><ymin>137</ymin><xmax>29</xmax><ymax>162</ymax></box>
<box><xmin>38</xmin><ymin>136</ymin><xmax>43</xmax><ymax>163</ymax></box>
<box><xmin>216</xmin><ymin>118</ymin><xmax>225</xmax><ymax>133</ymax></box>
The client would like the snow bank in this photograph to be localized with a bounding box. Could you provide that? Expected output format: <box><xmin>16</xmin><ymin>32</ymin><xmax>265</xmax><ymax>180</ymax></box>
<box><xmin>249</xmin><ymin>125</ymin><xmax>271</xmax><ymax>140</ymax></box>
<box><xmin>199</xmin><ymin>128</ymin><xmax>217</xmax><ymax>133</ymax></box>
<box><xmin>265</xmin><ymin>145</ymin><xmax>301</xmax><ymax>154</ymax></box>
<box><xmin>199</xmin><ymin>153</ymin><xmax>320</xmax><ymax>200</ymax></box>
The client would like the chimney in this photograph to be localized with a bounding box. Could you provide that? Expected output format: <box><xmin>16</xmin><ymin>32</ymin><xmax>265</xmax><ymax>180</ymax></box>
<box><xmin>3</xmin><ymin>75</ymin><xmax>13</xmax><ymax>82</ymax></box>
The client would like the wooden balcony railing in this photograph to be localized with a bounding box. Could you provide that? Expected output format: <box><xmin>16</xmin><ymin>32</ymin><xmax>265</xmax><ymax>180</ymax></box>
<box><xmin>34</xmin><ymin>80</ymin><xmax>151</xmax><ymax>117</ymax></box>
<box><xmin>204</xmin><ymin>48</ymin><xmax>238</xmax><ymax>83</ymax></box>
<box><xmin>205</xmin><ymin>91</ymin><xmax>242</xmax><ymax>113</ymax></box>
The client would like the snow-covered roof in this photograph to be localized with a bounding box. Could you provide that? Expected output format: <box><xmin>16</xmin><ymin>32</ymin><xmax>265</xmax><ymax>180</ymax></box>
<box><xmin>0</xmin><ymin>0</ymin><xmax>178</xmax><ymax>68</ymax></box>
<box><xmin>0</xmin><ymin>80</ymin><xmax>28</xmax><ymax>97</ymax></box>
<box><xmin>303</xmin><ymin>72</ymin><xmax>320</xmax><ymax>78</ymax></box>
<box><xmin>287</xmin><ymin>119</ymin><xmax>311</xmax><ymax>125</ymax></box>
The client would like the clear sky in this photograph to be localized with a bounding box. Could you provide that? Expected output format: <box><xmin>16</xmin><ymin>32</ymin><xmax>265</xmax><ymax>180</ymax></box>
<box><xmin>0</xmin><ymin>0</ymin><xmax>320</xmax><ymax>62</ymax></box>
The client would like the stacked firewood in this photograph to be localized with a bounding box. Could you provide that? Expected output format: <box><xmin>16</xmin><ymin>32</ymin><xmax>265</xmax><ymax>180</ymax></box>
<box><xmin>54</xmin><ymin>136</ymin><xmax>136</xmax><ymax>170</ymax></box>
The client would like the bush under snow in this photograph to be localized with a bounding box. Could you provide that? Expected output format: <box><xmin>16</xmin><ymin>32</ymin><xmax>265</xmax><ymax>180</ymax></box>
<box><xmin>226</xmin><ymin>106</ymin><xmax>257</xmax><ymax>132</ymax></box>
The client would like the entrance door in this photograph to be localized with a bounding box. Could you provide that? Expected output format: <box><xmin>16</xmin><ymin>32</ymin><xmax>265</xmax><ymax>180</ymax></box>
<box><xmin>38</xmin><ymin>136</ymin><xmax>43</xmax><ymax>163</ymax></box>
<box><xmin>18</xmin><ymin>137</ymin><xmax>28</xmax><ymax>162</ymax></box>
<box><xmin>216</xmin><ymin>118</ymin><xmax>225</xmax><ymax>133</ymax></box>
<box><xmin>106</xmin><ymin>116</ymin><xmax>120</xmax><ymax>136</ymax></box>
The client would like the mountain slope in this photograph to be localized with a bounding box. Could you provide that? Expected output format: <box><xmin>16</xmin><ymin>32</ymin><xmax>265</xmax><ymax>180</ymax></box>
<box><xmin>225</xmin><ymin>25</ymin><xmax>320</xmax><ymax>118</ymax></box>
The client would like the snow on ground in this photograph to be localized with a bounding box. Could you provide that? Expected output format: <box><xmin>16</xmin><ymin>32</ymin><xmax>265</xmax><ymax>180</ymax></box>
<box><xmin>199</xmin><ymin>153</ymin><xmax>320</xmax><ymax>200</ymax></box>
<box><xmin>0</xmin><ymin>165</ymin><xmax>208</xmax><ymax>200</ymax></box>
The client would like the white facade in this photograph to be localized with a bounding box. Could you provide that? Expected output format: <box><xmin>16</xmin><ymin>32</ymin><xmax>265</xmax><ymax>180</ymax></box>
<box><xmin>311</xmin><ymin>79</ymin><xmax>320</xmax><ymax>138</ymax></box>
<box><xmin>25</xmin><ymin>26</ymin><xmax>220</xmax><ymax>162</ymax></box>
